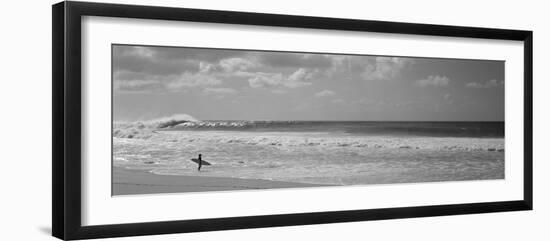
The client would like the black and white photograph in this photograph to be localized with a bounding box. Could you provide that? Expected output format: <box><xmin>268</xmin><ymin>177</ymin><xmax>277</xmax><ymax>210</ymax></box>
<box><xmin>1</xmin><ymin>0</ymin><xmax>542</xmax><ymax>240</ymax></box>
<box><xmin>112</xmin><ymin>44</ymin><xmax>505</xmax><ymax>195</ymax></box>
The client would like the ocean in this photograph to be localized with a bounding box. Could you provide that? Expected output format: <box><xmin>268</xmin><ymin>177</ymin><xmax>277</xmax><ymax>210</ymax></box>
<box><xmin>113</xmin><ymin>120</ymin><xmax>505</xmax><ymax>186</ymax></box>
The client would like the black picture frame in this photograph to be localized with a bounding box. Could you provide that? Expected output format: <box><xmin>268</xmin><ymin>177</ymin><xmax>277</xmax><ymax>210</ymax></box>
<box><xmin>52</xmin><ymin>1</ymin><xmax>533</xmax><ymax>240</ymax></box>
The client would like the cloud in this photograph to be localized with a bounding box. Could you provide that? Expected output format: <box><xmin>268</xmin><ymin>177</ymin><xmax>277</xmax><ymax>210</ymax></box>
<box><xmin>113</xmin><ymin>46</ymin><xmax>259</xmax><ymax>94</ymax></box>
<box><xmin>248</xmin><ymin>73</ymin><xmax>284</xmax><ymax>88</ymax></box>
<box><xmin>203</xmin><ymin>87</ymin><xmax>237</xmax><ymax>95</ymax></box>
<box><xmin>331</xmin><ymin>98</ymin><xmax>345</xmax><ymax>104</ymax></box>
<box><xmin>315</xmin><ymin>90</ymin><xmax>336</xmax><ymax>97</ymax></box>
<box><xmin>113</xmin><ymin>79</ymin><xmax>165</xmax><ymax>93</ymax></box>
<box><xmin>415</xmin><ymin>75</ymin><xmax>451</xmax><ymax>87</ymax></box>
<box><xmin>198</xmin><ymin>62</ymin><xmax>221</xmax><ymax>73</ymax></box>
<box><xmin>113</xmin><ymin>45</ymin><xmax>256</xmax><ymax>81</ymax></box>
<box><xmin>113</xmin><ymin>45</ymin><xmax>422</xmax><ymax>96</ymax></box>
<box><xmin>219</xmin><ymin>58</ymin><xmax>257</xmax><ymax>72</ymax></box>
<box><xmin>362</xmin><ymin>57</ymin><xmax>414</xmax><ymax>81</ymax></box>
<box><xmin>165</xmin><ymin>73</ymin><xmax>222</xmax><ymax>89</ymax></box>
<box><xmin>114</xmin><ymin>72</ymin><xmax>221</xmax><ymax>93</ymax></box>
<box><xmin>113</xmin><ymin>46</ymin><xmax>200</xmax><ymax>76</ymax></box>
<box><xmin>325</xmin><ymin>56</ymin><xmax>415</xmax><ymax>82</ymax></box>
<box><xmin>465</xmin><ymin>79</ymin><xmax>503</xmax><ymax>89</ymax></box>
<box><xmin>258</xmin><ymin>52</ymin><xmax>333</xmax><ymax>69</ymax></box>
<box><xmin>198</xmin><ymin>57</ymin><xmax>258</xmax><ymax>74</ymax></box>
<box><xmin>286</xmin><ymin>68</ymin><xmax>316</xmax><ymax>88</ymax></box>
<box><xmin>465</xmin><ymin>82</ymin><xmax>483</xmax><ymax>88</ymax></box>
<box><xmin>247</xmin><ymin>68</ymin><xmax>315</xmax><ymax>89</ymax></box>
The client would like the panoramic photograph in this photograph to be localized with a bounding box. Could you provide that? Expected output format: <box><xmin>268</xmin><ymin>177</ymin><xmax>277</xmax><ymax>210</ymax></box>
<box><xmin>112</xmin><ymin>44</ymin><xmax>505</xmax><ymax>195</ymax></box>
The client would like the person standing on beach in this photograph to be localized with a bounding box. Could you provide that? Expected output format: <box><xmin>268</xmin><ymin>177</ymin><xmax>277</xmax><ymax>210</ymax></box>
<box><xmin>197</xmin><ymin>154</ymin><xmax>203</xmax><ymax>171</ymax></box>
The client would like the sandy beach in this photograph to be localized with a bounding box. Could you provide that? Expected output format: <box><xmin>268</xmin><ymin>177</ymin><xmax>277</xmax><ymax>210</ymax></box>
<box><xmin>113</xmin><ymin>166</ymin><xmax>324</xmax><ymax>195</ymax></box>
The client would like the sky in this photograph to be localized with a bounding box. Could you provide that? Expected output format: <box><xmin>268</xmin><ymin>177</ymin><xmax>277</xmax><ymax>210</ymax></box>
<box><xmin>112</xmin><ymin>44</ymin><xmax>504</xmax><ymax>122</ymax></box>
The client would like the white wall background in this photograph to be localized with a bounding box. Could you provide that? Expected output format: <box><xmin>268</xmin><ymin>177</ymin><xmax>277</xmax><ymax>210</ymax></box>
<box><xmin>0</xmin><ymin>0</ymin><xmax>547</xmax><ymax>240</ymax></box>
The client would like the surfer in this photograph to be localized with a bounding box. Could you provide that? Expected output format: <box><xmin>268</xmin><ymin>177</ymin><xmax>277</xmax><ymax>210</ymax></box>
<box><xmin>190</xmin><ymin>154</ymin><xmax>210</xmax><ymax>170</ymax></box>
<box><xmin>197</xmin><ymin>154</ymin><xmax>203</xmax><ymax>171</ymax></box>
<box><xmin>191</xmin><ymin>154</ymin><xmax>212</xmax><ymax>172</ymax></box>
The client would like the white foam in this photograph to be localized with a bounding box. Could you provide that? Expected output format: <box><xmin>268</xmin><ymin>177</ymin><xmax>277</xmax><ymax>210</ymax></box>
<box><xmin>136</xmin><ymin>130</ymin><xmax>504</xmax><ymax>152</ymax></box>
<box><xmin>113</xmin><ymin>130</ymin><xmax>505</xmax><ymax>186</ymax></box>
<box><xmin>113</xmin><ymin>113</ymin><xmax>199</xmax><ymax>138</ymax></box>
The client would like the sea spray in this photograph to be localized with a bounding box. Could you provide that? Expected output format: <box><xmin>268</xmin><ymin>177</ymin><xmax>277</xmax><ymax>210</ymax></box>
<box><xmin>113</xmin><ymin>113</ymin><xmax>199</xmax><ymax>139</ymax></box>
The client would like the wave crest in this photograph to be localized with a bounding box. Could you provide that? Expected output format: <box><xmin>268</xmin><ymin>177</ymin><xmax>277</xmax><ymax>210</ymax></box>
<box><xmin>113</xmin><ymin>114</ymin><xmax>198</xmax><ymax>139</ymax></box>
<box><xmin>176</xmin><ymin>121</ymin><xmax>250</xmax><ymax>128</ymax></box>
<box><xmin>147</xmin><ymin>114</ymin><xmax>199</xmax><ymax>128</ymax></box>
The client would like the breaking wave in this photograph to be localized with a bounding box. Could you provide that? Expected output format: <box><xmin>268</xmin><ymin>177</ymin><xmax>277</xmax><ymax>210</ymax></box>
<box><xmin>176</xmin><ymin>120</ymin><xmax>252</xmax><ymax>128</ymax></box>
<box><xmin>113</xmin><ymin>116</ymin><xmax>504</xmax><ymax>152</ymax></box>
<box><xmin>113</xmin><ymin>114</ymin><xmax>199</xmax><ymax>139</ymax></box>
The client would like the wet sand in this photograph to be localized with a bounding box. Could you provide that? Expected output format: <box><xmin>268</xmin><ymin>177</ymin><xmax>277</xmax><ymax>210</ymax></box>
<box><xmin>113</xmin><ymin>166</ymin><xmax>324</xmax><ymax>195</ymax></box>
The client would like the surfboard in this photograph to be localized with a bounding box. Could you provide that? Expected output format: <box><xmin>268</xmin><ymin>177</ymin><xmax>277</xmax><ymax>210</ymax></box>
<box><xmin>190</xmin><ymin>158</ymin><xmax>211</xmax><ymax>165</ymax></box>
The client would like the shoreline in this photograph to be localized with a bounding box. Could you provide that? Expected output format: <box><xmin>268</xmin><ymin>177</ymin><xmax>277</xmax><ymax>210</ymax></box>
<box><xmin>113</xmin><ymin>166</ymin><xmax>326</xmax><ymax>195</ymax></box>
